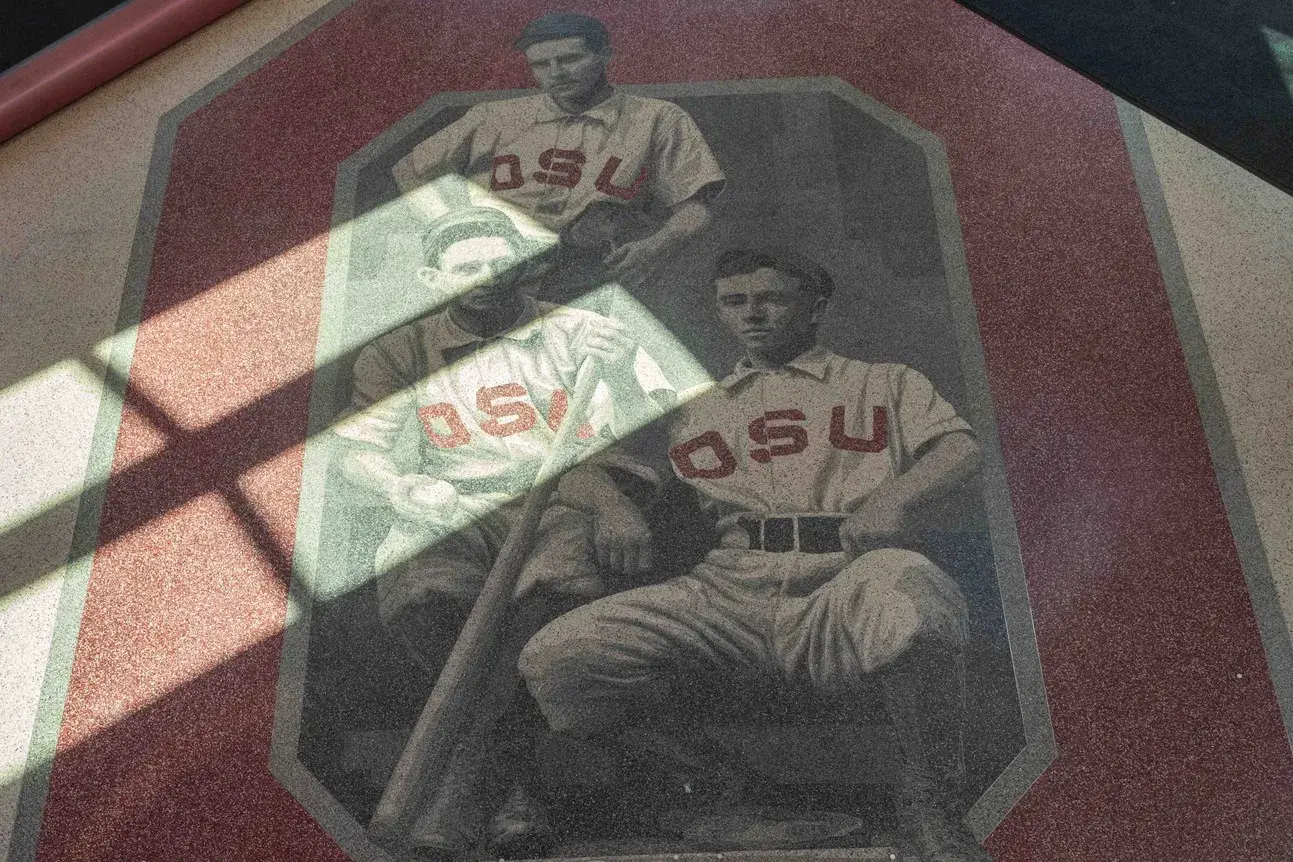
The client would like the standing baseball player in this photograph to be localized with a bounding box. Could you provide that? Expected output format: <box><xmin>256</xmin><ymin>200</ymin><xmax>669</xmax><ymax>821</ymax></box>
<box><xmin>334</xmin><ymin>206</ymin><xmax>670</xmax><ymax>861</ymax></box>
<box><xmin>392</xmin><ymin>12</ymin><xmax>725</xmax><ymax>294</ymax></box>
<box><xmin>520</xmin><ymin>249</ymin><xmax>993</xmax><ymax>862</ymax></box>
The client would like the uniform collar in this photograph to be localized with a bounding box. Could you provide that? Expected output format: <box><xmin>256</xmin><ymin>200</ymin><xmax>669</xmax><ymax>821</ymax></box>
<box><xmin>534</xmin><ymin>89</ymin><xmax>624</xmax><ymax>125</ymax></box>
<box><xmin>433</xmin><ymin>295</ymin><xmax>545</xmax><ymax>350</ymax></box>
<box><xmin>720</xmin><ymin>344</ymin><xmax>834</xmax><ymax>389</ymax></box>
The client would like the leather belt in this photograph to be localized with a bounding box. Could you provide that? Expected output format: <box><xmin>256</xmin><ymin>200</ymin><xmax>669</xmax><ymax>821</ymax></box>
<box><xmin>736</xmin><ymin>515</ymin><xmax>846</xmax><ymax>554</ymax></box>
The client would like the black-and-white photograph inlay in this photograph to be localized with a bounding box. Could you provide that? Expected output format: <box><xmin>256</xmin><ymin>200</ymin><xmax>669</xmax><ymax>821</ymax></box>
<box><xmin>271</xmin><ymin>31</ymin><xmax>1053</xmax><ymax>862</ymax></box>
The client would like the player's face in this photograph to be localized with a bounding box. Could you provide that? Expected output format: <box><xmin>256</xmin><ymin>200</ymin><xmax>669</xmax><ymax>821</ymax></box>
<box><xmin>715</xmin><ymin>267</ymin><xmax>826</xmax><ymax>364</ymax></box>
<box><xmin>427</xmin><ymin>235</ymin><xmax>524</xmax><ymax>311</ymax></box>
<box><xmin>524</xmin><ymin>37</ymin><xmax>609</xmax><ymax>104</ymax></box>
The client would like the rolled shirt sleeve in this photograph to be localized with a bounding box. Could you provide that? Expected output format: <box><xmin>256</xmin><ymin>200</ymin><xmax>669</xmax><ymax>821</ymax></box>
<box><xmin>332</xmin><ymin>336</ymin><xmax>422</xmax><ymax>451</ymax></box>
<box><xmin>651</xmin><ymin>104</ymin><xmax>726</xmax><ymax>209</ymax></box>
<box><xmin>893</xmin><ymin>366</ymin><xmax>973</xmax><ymax>462</ymax></box>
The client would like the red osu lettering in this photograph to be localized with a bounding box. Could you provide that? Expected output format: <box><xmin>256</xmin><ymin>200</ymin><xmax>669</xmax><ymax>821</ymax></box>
<box><xmin>491</xmin><ymin>154</ymin><xmax>524</xmax><ymax>191</ymax></box>
<box><xmin>829</xmin><ymin>405</ymin><xmax>888</xmax><ymax>452</ymax></box>
<box><xmin>418</xmin><ymin>403</ymin><xmax>472</xmax><ymax>449</ymax></box>
<box><xmin>670</xmin><ymin>430</ymin><xmax>738</xmax><ymax>479</ymax></box>
<box><xmin>594</xmin><ymin>156</ymin><xmax>647</xmax><ymax>200</ymax></box>
<box><xmin>748</xmin><ymin>409</ymin><xmax>809</xmax><ymax>463</ymax></box>
<box><xmin>547</xmin><ymin>389</ymin><xmax>596</xmax><ymax>439</ymax></box>
<box><xmin>534</xmin><ymin>148</ymin><xmax>585</xmax><ymax>188</ymax></box>
<box><xmin>478</xmin><ymin>384</ymin><xmax>538</xmax><ymax>437</ymax></box>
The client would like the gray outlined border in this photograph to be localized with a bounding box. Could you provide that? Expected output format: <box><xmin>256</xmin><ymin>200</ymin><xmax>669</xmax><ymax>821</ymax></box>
<box><xmin>1117</xmin><ymin>100</ymin><xmax>1293</xmax><ymax>753</ymax></box>
<box><xmin>4</xmin><ymin>2</ymin><xmax>364</xmax><ymax>861</ymax></box>
<box><xmin>269</xmin><ymin>75</ymin><xmax>1057</xmax><ymax>858</ymax></box>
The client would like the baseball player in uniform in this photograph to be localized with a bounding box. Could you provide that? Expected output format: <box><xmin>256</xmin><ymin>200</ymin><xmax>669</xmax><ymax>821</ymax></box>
<box><xmin>391</xmin><ymin>12</ymin><xmax>725</xmax><ymax>295</ymax></box>
<box><xmin>520</xmin><ymin>249</ymin><xmax>993</xmax><ymax>862</ymax></box>
<box><xmin>335</xmin><ymin>207</ymin><xmax>669</xmax><ymax>860</ymax></box>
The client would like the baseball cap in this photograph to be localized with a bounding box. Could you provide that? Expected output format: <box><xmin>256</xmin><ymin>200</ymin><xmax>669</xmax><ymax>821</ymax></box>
<box><xmin>514</xmin><ymin>12</ymin><xmax>610</xmax><ymax>52</ymax></box>
<box><xmin>421</xmin><ymin>207</ymin><xmax>523</xmax><ymax>263</ymax></box>
<box><xmin>420</xmin><ymin>206</ymin><xmax>555</xmax><ymax>268</ymax></box>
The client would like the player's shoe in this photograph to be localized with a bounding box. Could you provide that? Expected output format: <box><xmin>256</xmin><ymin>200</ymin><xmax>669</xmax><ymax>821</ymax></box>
<box><xmin>403</xmin><ymin>736</ymin><xmax>486</xmax><ymax>862</ymax></box>
<box><xmin>880</xmin><ymin>644</ymin><xmax>992</xmax><ymax>862</ymax></box>
<box><xmin>485</xmin><ymin>782</ymin><xmax>555</xmax><ymax>859</ymax></box>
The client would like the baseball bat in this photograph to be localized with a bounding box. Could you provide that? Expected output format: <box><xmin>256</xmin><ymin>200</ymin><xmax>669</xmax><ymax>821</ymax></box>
<box><xmin>368</xmin><ymin>357</ymin><xmax>602</xmax><ymax>849</ymax></box>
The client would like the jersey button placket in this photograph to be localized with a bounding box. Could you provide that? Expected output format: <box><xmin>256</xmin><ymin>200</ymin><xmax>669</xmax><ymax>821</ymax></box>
<box><xmin>755</xmin><ymin>374</ymin><xmax>789</xmax><ymax>602</ymax></box>
<box><xmin>551</xmin><ymin>118</ymin><xmax>578</xmax><ymax>218</ymax></box>
<box><xmin>767</xmin><ymin>371</ymin><xmax>795</xmax><ymax>513</ymax></box>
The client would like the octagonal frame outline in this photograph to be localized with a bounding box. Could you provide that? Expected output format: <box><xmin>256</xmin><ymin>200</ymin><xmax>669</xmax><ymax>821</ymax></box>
<box><xmin>269</xmin><ymin>75</ymin><xmax>1058</xmax><ymax>861</ymax></box>
<box><xmin>9</xmin><ymin>0</ymin><xmax>1293</xmax><ymax>855</ymax></box>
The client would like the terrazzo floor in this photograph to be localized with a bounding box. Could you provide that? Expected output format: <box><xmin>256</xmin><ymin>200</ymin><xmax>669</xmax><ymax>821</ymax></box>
<box><xmin>1</xmin><ymin>1</ymin><xmax>1291</xmax><ymax>860</ymax></box>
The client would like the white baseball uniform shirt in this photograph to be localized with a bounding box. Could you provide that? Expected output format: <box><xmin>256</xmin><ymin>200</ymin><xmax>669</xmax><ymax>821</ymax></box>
<box><xmin>336</xmin><ymin>297</ymin><xmax>670</xmax><ymax>519</ymax></box>
<box><xmin>668</xmin><ymin>345</ymin><xmax>972</xmax><ymax>525</ymax></box>
<box><xmin>393</xmin><ymin>91</ymin><xmax>725</xmax><ymax>232</ymax></box>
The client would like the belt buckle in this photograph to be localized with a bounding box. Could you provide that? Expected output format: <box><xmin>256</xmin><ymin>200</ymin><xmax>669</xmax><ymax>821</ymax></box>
<box><xmin>738</xmin><ymin>515</ymin><xmax>842</xmax><ymax>553</ymax></box>
<box><xmin>763</xmin><ymin>517</ymin><xmax>795</xmax><ymax>553</ymax></box>
<box><xmin>799</xmin><ymin>516</ymin><xmax>845</xmax><ymax>554</ymax></box>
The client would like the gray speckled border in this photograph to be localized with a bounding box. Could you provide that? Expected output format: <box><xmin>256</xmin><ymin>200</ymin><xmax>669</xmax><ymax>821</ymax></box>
<box><xmin>271</xmin><ymin>75</ymin><xmax>1056</xmax><ymax>858</ymax></box>
<box><xmin>1117</xmin><ymin>100</ymin><xmax>1293</xmax><ymax>753</ymax></box>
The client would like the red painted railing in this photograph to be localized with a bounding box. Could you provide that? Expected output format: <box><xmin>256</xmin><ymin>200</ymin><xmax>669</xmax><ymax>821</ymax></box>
<box><xmin>0</xmin><ymin>0</ymin><xmax>248</xmax><ymax>143</ymax></box>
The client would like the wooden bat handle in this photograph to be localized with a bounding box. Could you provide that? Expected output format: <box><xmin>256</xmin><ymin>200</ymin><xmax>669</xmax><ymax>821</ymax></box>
<box><xmin>368</xmin><ymin>358</ymin><xmax>602</xmax><ymax>847</ymax></box>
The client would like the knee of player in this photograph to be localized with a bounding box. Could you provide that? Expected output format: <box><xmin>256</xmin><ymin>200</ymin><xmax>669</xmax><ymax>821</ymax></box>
<box><xmin>838</xmin><ymin>547</ymin><xmax>939</xmax><ymax>591</ymax></box>
<box><xmin>840</xmin><ymin>548</ymin><xmax>968</xmax><ymax>644</ymax></box>
<box><xmin>518</xmin><ymin>615</ymin><xmax>590</xmax><ymax>685</ymax></box>
<box><xmin>518</xmin><ymin>621</ymin><xmax>557</xmax><ymax>683</ymax></box>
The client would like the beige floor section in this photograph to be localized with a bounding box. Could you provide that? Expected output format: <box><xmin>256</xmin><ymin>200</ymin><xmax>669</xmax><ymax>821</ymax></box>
<box><xmin>0</xmin><ymin>2</ymin><xmax>1290</xmax><ymax>859</ymax></box>
<box><xmin>1141</xmin><ymin>115</ymin><xmax>1293</xmax><ymax>631</ymax></box>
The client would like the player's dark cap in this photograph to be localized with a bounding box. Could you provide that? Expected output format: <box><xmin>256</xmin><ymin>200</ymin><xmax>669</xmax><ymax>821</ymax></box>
<box><xmin>421</xmin><ymin>206</ymin><xmax>538</xmax><ymax>266</ymax></box>
<box><xmin>712</xmin><ymin>248</ymin><xmax>835</xmax><ymax>298</ymax></box>
<box><xmin>514</xmin><ymin>12</ymin><xmax>611</xmax><ymax>53</ymax></box>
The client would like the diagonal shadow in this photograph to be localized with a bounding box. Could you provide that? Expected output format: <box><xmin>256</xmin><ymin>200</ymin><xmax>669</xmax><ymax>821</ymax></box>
<box><xmin>7</xmin><ymin>549</ymin><xmax>1292</xmax><ymax>860</ymax></box>
<box><xmin>0</xmin><ymin>48</ymin><xmax>483</xmax><ymax>398</ymax></box>
<box><xmin>0</xmin><ymin>257</ymin><xmax>682</xmax><ymax>604</ymax></box>
<box><xmin>1</xmin><ymin>617</ymin><xmax>1009</xmax><ymax>861</ymax></box>
<box><xmin>8</xmin><ymin>633</ymin><xmax>347</xmax><ymax>861</ymax></box>
<box><xmin>0</xmin><ymin>300</ymin><xmax>424</xmax><ymax>600</ymax></box>
<box><xmin>11</xmin><ymin>0</ymin><xmax>1293</xmax><ymax>410</ymax></box>
<box><xmin>80</xmin><ymin>352</ymin><xmax>301</xmax><ymax>587</ymax></box>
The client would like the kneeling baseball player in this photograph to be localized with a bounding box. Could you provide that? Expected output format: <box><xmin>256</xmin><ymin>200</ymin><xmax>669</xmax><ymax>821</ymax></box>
<box><xmin>334</xmin><ymin>206</ymin><xmax>671</xmax><ymax>860</ymax></box>
<box><xmin>520</xmin><ymin>249</ymin><xmax>993</xmax><ymax>862</ymax></box>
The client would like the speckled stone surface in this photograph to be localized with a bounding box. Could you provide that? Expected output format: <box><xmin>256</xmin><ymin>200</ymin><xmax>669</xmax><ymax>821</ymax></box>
<box><xmin>1141</xmin><ymin>112</ymin><xmax>1293</xmax><ymax>644</ymax></box>
<box><xmin>3</xmin><ymin>1</ymin><xmax>1293</xmax><ymax>861</ymax></box>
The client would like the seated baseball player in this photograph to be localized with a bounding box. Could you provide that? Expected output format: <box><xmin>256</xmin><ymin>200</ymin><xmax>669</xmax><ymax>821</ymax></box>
<box><xmin>333</xmin><ymin>206</ymin><xmax>671</xmax><ymax>861</ymax></box>
<box><xmin>391</xmin><ymin>12</ymin><xmax>725</xmax><ymax>295</ymax></box>
<box><xmin>519</xmin><ymin>249</ymin><xmax>993</xmax><ymax>862</ymax></box>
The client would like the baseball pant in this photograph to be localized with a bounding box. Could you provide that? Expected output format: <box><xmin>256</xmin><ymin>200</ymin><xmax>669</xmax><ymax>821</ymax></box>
<box><xmin>519</xmin><ymin>546</ymin><xmax>969</xmax><ymax>733</ymax></box>
<box><xmin>374</xmin><ymin>499</ymin><xmax>604</xmax><ymax>626</ymax></box>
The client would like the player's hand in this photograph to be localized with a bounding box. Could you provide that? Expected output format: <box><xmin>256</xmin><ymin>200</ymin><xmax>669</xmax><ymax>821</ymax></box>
<box><xmin>591</xmin><ymin>500</ymin><xmax>653</xmax><ymax>576</ymax></box>
<box><xmin>580</xmin><ymin>317</ymin><xmax>637</xmax><ymax>368</ymax></box>
<box><xmin>386</xmin><ymin>474</ymin><xmax>461</xmax><ymax>523</ymax></box>
<box><xmin>603</xmin><ymin>236</ymin><xmax>667</xmax><ymax>287</ymax></box>
<box><xmin>840</xmin><ymin>489</ymin><xmax>911</xmax><ymax>558</ymax></box>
